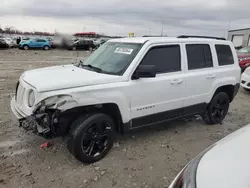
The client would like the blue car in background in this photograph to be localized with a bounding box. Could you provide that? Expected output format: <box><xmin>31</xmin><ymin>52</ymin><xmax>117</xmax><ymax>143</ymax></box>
<box><xmin>19</xmin><ymin>38</ymin><xmax>51</xmax><ymax>50</ymax></box>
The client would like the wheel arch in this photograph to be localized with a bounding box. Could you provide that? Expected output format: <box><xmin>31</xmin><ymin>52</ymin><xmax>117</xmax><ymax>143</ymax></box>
<box><xmin>57</xmin><ymin>103</ymin><xmax>125</xmax><ymax>135</ymax></box>
<box><xmin>43</xmin><ymin>44</ymin><xmax>50</xmax><ymax>48</ymax></box>
<box><xmin>212</xmin><ymin>85</ymin><xmax>235</xmax><ymax>102</ymax></box>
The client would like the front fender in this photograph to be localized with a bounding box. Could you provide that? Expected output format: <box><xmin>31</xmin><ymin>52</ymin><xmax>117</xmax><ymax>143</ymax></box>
<box><xmin>34</xmin><ymin>92</ymin><xmax>131</xmax><ymax>123</ymax></box>
<box><xmin>34</xmin><ymin>95</ymin><xmax>78</xmax><ymax>112</ymax></box>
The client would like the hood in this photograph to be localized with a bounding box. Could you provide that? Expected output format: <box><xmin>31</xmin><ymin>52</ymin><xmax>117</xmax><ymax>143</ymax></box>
<box><xmin>22</xmin><ymin>64</ymin><xmax>123</xmax><ymax>92</ymax></box>
<box><xmin>196</xmin><ymin>124</ymin><xmax>250</xmax><ymax>188</ymax></box>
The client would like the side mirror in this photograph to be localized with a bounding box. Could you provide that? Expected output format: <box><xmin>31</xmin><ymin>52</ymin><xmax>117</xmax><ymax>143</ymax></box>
<box><xmin>132</xmin><ymin>65</ymin><xmax>156</xmax><ymax>79</ymax></box>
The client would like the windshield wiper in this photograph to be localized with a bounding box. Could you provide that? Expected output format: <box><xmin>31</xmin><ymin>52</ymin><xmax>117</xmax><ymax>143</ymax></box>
<box><xmin>79</xmin><ymin>60</ymin><xmax>103</xmax><ymax>73</ymax></box>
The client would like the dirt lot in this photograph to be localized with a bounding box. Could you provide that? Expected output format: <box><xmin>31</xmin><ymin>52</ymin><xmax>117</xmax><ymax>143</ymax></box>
<box><xmin>0</xmin><ymin>48</ymin><xmax>250</xmax><ymax>188</ymax></box>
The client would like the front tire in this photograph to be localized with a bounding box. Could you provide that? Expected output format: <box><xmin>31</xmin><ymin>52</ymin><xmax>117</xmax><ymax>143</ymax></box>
<box><xmin>67</xmin><ymin>113</ymin><xmax>115</xmax><ymax>164</ymax></box>
<box><xmin>23</xmin><ymin>45</ymin><xmax>29</xmax><ymax>50</ymax></box>
<box><xmin>202</xmin><ymin>92</ymin><xmax>230</xmax><ymax>125</ymax></box>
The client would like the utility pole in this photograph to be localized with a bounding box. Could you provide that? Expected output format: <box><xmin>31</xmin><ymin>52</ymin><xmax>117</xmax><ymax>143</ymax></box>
<box><xmin>225</xmin><ymin>19</ymin><xmax>231</xmax><ymax>39</ymax></box>
<box><xmin>161</xmin><ymin>19</ymin><xmax>164</xmax><ymax>36</ymax></box>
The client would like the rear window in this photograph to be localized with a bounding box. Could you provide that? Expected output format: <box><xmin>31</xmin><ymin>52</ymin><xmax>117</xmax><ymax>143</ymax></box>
<box><xmin>215</xmin><ymin>45</ymin><xmax>234</xmax><ymax>66</ymax></box>
<box><xmin>186</xmin><ymin>44</ymin><xmax>213</xmax><ymax>70</ymax></box>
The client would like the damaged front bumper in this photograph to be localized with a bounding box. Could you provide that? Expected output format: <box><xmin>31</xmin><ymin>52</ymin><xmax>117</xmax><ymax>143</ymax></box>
<box><xmin>11</xmin><ymin>97</ymin><xmax>54</xmax><ymax>137</ymax></box>
<box><xmin>11</xmin><ymin>95</ymin><xmax>78</xmax><ymax>138</ymax></box>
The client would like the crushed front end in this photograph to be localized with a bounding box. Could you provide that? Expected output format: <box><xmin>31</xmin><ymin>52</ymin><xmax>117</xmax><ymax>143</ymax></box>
<box><xmin>11</xmin><ymin>91</ymin><xmax>78</xmax><ymax>138</ymax></box>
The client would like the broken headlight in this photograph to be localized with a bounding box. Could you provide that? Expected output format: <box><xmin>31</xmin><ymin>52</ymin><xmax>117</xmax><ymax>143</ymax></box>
<box><xmin>28</xmin><ymin>90</ymin><xmax>35</xmax><ymax>107</ymax></box>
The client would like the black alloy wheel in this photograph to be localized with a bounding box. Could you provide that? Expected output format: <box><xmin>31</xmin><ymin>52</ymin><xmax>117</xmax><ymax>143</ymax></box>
<box><xmin>202</xmin><ymin>92</ymin><xmax>229</xmax><ymax>125</ymax></box>
<box><xmin>82</xmin><ymin>121</ymin><xmax>112</xmax><ymax>158</ymax></box>
<box><xmin>211</xmin><ymin>97</ymin><xmax>228</xmax><ymax>122</ymax></box>
<box><xmin>67</xmin><ymin>113</ymin><xmax>115</xmax><ymax>163</ymax></box>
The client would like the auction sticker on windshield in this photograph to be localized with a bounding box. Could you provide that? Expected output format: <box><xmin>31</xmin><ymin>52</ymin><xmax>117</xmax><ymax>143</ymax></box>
<box><xmin>114</xmin><ymin>48</ymin><xmax>133</xmax><ymax>55</ymax></box>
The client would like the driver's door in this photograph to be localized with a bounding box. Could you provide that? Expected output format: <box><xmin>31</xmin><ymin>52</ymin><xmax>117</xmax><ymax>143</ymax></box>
<box><xmin>127</xmin><ymin>44</ymin><xmax>186</xmax><ymax>128</ymax></box>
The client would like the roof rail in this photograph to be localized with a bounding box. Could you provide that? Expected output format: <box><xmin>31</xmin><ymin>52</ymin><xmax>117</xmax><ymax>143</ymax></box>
<box><xmin>142</xmin><ymin>35</ymin><xmax>164</xmax><ymax>37</ymax></box>
<box><xmin>177</xmin><ymin>35</ymin><xmax>226</xmax><ymax>40</ymax></box>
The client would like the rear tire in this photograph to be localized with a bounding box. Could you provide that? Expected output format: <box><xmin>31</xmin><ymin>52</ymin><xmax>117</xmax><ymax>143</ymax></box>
<box><xmin>23</xmin><ymin>45</ymin><xmax>29</xmax><ymax>50</ymax></box>
<box><xmin>43</xmin><ymin>45</ymin><xmax>49</xmax><ymax>50</ymax></box>
<box><xmin>67</xmin><ymin>113</ymin><xmax>115</xmax><ymax>164</ymax></box>
<box><xmin>202</xmin><ymin>92</ymin><xmax>230</xmax><ymax>125</ymax></box>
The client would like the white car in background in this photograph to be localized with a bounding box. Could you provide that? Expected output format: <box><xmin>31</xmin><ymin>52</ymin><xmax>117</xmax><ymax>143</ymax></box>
<box><xmin>169</xmin><ymin>124</ymin><xmax>250</xmax><ymax>188</ymax></box>
<box><xmin>241</xmin><ymin>67</ymin><xmax>250</xmax><ymax>91</ymax></box>
<box><xmin>4</xmin><ymin>37</ymin><xmax>16</xmax><ymax>48</ymax></box>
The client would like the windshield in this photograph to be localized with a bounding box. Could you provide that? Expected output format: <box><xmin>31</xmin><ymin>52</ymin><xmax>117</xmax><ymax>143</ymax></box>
<box><xmin>238</xmin><ymin>46</ymin><xmax>250</xmax><ymax>53</ymax></box>
<box><xmin>78</xmin><ymin>42</ymin><xmax>142</xmax><ymax>75</ymax></box>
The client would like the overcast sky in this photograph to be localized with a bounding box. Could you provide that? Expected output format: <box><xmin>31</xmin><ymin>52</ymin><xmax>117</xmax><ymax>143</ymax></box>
<box><xmin>1</xmin><ymin>0</ymin><xmax>250</xmax><ymax>37</ymax></box>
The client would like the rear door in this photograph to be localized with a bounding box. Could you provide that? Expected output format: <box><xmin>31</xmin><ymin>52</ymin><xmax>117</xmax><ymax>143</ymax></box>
<box><xmin>183</xmin><ymin>43</ymin><xmax>216</xmax><ymax>109</ymax></box>
<box><xmin>37</xmin><ymin>39</ymin><xmax>46</xmax><ymax>47</ymax></box>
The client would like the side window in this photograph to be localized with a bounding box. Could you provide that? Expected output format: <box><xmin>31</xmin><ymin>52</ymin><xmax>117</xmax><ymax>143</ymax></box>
<box><xmin>37</xmin><ymin>39</ymin><xmax>45</xmax><ymax>42</ymax></box>
<box><xmin>140</xmin><ymin>45</ymin><xmax>181</xmax><ymax>73</ymax></box>
<box><xmin>215</xmin><ymin>45</ymin><xmax>234</xmax><ymax>66</ymax></box>
<box><xmin>186</xmin><ymin>44</ymin><xmax>213</xmax><ymax>70</ymax></box>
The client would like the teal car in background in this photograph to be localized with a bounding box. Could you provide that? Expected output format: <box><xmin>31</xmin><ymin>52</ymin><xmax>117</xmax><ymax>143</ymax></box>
<box><xmin>19</xmin><ymin>38</ymin><xmax>51</xmax><ymax>50</ymax></box>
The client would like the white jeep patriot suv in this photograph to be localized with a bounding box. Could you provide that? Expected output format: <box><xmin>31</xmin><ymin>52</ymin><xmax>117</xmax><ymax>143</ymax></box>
<box><xmin>11</xmin><ymin>36</ymin><xmax>240</xmax><ymax>163</ymax></box>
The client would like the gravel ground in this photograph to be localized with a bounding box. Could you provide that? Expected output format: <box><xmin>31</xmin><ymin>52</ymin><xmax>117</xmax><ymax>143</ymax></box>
<box><xmin>0</xmin><ymin>48</ymin><xmax>250</xmax><ymax>188</ymax></box>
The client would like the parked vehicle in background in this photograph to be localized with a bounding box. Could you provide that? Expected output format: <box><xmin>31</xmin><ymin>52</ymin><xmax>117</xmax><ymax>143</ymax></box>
<box><xmin>4</xmin><ymin>38</ymin><xmax>17</xmax><ymax>48</ymax></box>
<box><xmin>19</xmin><ymin>38</ymin><xmax>51</xmax><ymax>50</ymax></box>
<box><xmin>11</xmin><ymin>36</ymin><xmax>240</xmax><ymax>164</ymax></box>
<box><xmin>169</xmin><ymin>124</ymin><xmax>250</xmax><ymax>188</ymax></box>
<box><xmin>240</xmin><ymin>66</ymin><xmax>250</xmax><ymax>91</ymax></box>
<box><xmin>93</xmin><ymin>39</ymin><xmax>101</xmax><ymax>46</ymax></box>
<box><xmin>237</xmin><ymin>46</ymin><xmax>250</xmax><ymax>72</ymax></box>
<box><xmin>68</xmin><ymin>39</ymin><xmax>95</xmax><ymax>51</ymax></box>
<box><xmin>0</xmin><ymin>39</ymin><xmax>8</xmax><ymax>49</ymax></box>
<box><xmin>93</xmin><ymin>39</ymin><xmax>109</xmax><ymax>48</ymax></box>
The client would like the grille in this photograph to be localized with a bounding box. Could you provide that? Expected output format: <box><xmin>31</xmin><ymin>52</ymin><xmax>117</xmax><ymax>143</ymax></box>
<box><xmin>16</xmin><ymin>82</ymin><xmax>26</xmax><ymax>107</ymax></box>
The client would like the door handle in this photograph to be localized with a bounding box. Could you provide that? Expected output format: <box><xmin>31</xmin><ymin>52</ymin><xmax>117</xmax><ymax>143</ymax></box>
<box><xmin>207</xmin><ymin>75</ymin><xmax>216</xmax><ymax>79</ymax></box>
<box><xmin>171</xmin><ymin>79</ymin><xmax>183</xmax><ymax>85</ymax></box>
